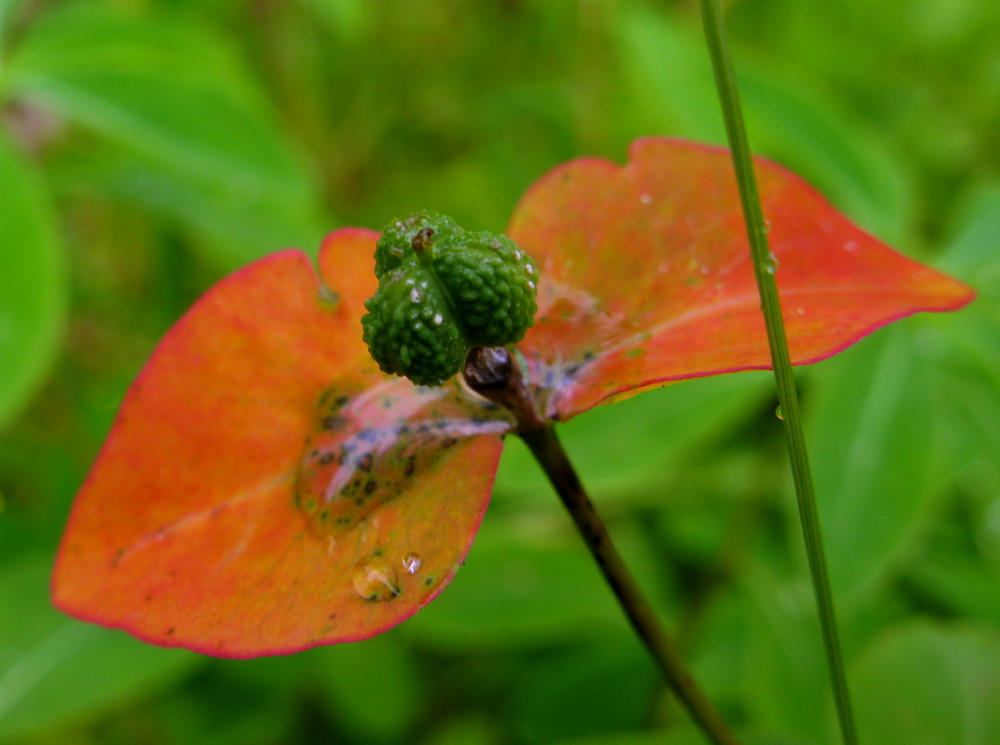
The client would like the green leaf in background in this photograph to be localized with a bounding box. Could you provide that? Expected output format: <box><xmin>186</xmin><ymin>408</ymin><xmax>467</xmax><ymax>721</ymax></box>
<box><xmin>510</xmin><ymin>639</ymin><xmax>656</xmax><ymax>745</ymax></box>
<box><xmin>494</xmin><ymin>373</ymin><xmax>770</xmax><ymax>508</ymax></box>
<box><xmin>554</xmin><ymin>729</ymin><xmax>811</xmax><ymax>745</ymax></box>
<box><xmin>851</xmin><ymin>621</ymin><xmax>1000</xmax><ymax>745</ymax></box>
<box><xmin>308</xmin><ymin>635</ymin><xmax>423</xmax><ymax>743</ymax></box>
<box><xmin>737</xmin><ymin>567</ymin><xmax>831</xmax><ymax>744</ymax></box>
<box><xmin>0</xmin><ymin>555</ymin><xmax>199</xmax><ymax>742</ymax></box>
<box><xmin>807</xmin><ymin>324</ymin><xmax>947</xmax><ymax>598</ymax></box>
<box><xmin>4</xmin><ymin>2</ymin><xmax>324</xmax><ymax>268</ymax></box>
<box><xmin>0</xmin><ymin>0</ymin><xmax>15</xmax><ymax>45</ymax></box>
<box><xmin>0</xmin><ymin>132</ymin><xmax>67</xmax><ymax>429</ymax></box>
<box><xmin>615</xmin><ymin>3</ymin><xmax>914</xmax><ymax>239</ymax></box>
<box><xmin>304</xmin><ymin>0</ymin><xmax>371</xmax><ymax>43</ymax></box>
<box><xmin>928</xmin><ymin>184</ymin><xmax>1000</xmax><ymax>500</ymax></box>
<box><xmin>404</xmin><ymin>510</ymin><xmax>665</xmax><ymax>649</ymax></box>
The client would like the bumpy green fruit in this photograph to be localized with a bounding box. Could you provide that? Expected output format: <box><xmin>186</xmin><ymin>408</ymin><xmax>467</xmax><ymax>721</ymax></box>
<box><xmin>361</xmin><ymin>211</ymin><xmax>539</xmax><ymax>386</ymax></box>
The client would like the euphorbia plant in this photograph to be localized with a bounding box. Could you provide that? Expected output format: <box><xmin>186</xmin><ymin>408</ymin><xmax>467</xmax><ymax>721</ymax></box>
<box><xmin>53</xmin><ymin>139</ymin><xmax>971</xmax><ymax>737</ymax></box>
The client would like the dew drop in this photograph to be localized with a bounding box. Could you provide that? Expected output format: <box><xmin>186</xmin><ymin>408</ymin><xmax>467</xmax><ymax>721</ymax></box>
<box><xmin>639</xmin><ymin>193</ymin><xmax>653</xmax><ymax>205</ymax></box>
<box><xmin>402</xmin><ymin>551</ymin><xmax>422</xmax><ymax>575</ymax></box>
<box><xmin>844</xmin><ymin>240</ymin><xmax>859</xmax><ymax>252</ymax></box>
<box><xmin>775</xmin><ymin>405</ymin><xmax>784</xmax><ymax>420</ymax></box>
<box><xmin>352</xmin><ymin>554</ymin><xmax>400</xmax><ymax>601</ymax></box>
<box><xmin>762</xmin><ymin>218</ymin><xmax>772</xmax><ymax>233</ymax></box>
<box><xmin>765</xmin><ymin>252</ymin><xmax>780</xmax><ymax>274</ymax></box>
<box><xmin>317</xmin><ymin>287</ymin><xmax>340</xmax><ymax>305</ymax></box>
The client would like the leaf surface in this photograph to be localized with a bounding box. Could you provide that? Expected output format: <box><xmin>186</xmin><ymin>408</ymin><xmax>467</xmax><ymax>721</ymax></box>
<box><xmin>52</xmin><ymin>230</ymin><xmax>508</xmax><ymax>657</ymax></box>
<box><xmin>0</xmin><ymin>133</ymin><xmax>68</xmax><ymax>428</ymax></box>
<box><xmin>5</xmin><ymin>3</ymin><xmax>323</xmax><ymax>268</ymax></box>
<box><xmin>508</xmin><ymin>138</ymin><xmax>974</xmax><ymax>420</ymax></box>
<box><xmin>0</xmin><ymin>555</ymin><xmax>197</xmax><ymax>741</ymax></box>
<box><xmin>852</xmin><ymin>622</ymin><xmax>1000</xmax><ymax>745</ymax></box>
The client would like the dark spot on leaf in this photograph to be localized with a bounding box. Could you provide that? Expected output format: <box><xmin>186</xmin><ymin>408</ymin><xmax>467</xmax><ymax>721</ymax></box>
<box><xmin>319</xmin><ymin>452</ymin><xmax>334</xmax><ymax>465</ymax></box>
<box><xmin>322</xmin><ymin>415</ymin><xmax>347</xmax><ymax>430</ymax></box>
<box><xmin>358</xmin><ymin>453</ymin><xmax>374</xmax><ymax>471</ymax></box>
<box><xmin>424</xmin><ymin>577</ymin><xmax>434</xmax><ymax>586</ymax></box>
<box><xmin>441</xmin><ymin>437</ymin><xmax>458</xmax><ymax>448</ymax></box>
<box><xmin>364</xmin><ymin>480</ymin><xmax>376</xmax><ymax>495</ymax></box>
<box><xmin>166</xmin><ymin>627</ymin><xmax>176</xmax><ymax>635</ymax></box>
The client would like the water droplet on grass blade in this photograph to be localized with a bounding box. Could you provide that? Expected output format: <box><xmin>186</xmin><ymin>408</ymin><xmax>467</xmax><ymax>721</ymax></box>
<box><xmin>775</xmin><ymin>405</ymin><xmax>784</xmax><ymax>420</ymax></box>
<box><xmin>352</xmin><ymin>554</ymin><xmax>400</xmax><ymax>601</ymax></box>
<box><xmin>765</xmin><ymin>252</ymin><xmax>780</xmax><ymax>274</ymax></box>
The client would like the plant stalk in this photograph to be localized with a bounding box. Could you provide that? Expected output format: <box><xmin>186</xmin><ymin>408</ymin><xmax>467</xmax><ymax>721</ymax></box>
<box><xmin>697</xmin><ymin>2</ymin><xmax>858</xmax><ymax>743</ymax></box>
<box><xmin>464</xmin><ymin>348</ymin><xmax>740</xmax><ymax>745</ymax></box>
<box><xmin>521</xmin><ymin>425</ymin><xmax>739</xmax><ymax>745</ymax></box>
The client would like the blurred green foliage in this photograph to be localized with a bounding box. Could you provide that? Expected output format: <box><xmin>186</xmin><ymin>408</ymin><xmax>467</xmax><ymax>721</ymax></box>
<box><xmin>1</xmin><ymin>0</ymin><xmax>998</xmax><ymax>743</ymax></box>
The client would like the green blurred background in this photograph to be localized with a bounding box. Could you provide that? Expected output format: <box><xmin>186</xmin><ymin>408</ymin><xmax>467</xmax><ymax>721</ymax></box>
<box><xmin>2</xmin><ymin>0</ymin><xmax>999</xmax><ymax>743</ymax></box>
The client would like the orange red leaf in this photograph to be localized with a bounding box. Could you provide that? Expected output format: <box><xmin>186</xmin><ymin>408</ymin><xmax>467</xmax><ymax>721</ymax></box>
<box><xmin>53</xmin><ymin>230</ymin><xmax>507</xmax><ymax>657</ymax></box>
<box><xmin>509</xmin><ymin>138</ymin><xmax>974</xmax><ymax>419</ymax></box>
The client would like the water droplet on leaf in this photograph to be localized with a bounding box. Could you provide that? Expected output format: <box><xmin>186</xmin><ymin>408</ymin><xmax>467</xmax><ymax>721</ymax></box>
<box><xmin>762</xmin><ymin>218</ymin><xmax>772</xmax><ymax>233</ymax></box>
<box><xmin>352</xmin><ymin>553</ymin><xmax>400</xmax><ymax>601</ymax></box>
<box><xmin>402</xmin><ymin>552</ymin><xmax>422</xmax><ymax>574</ymax></box>
<box><xmin>775</xmin><ymin>405</ymin><xmax>784</xmax><ymax>420</ymax></box>
<box><xmin>765</xmin><ymin>252</ymin><xmax>780</xmax><ymax>274</ymax></box>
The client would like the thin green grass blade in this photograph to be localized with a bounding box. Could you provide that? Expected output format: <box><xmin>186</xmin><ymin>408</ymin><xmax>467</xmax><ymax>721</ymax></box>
<box><xmin>696</xmin><ymin>1</ymin><xmax>859</xmax><ymax>743</ymax></box>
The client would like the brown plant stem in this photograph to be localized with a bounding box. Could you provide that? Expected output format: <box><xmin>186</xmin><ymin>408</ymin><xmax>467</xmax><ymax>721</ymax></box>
<box><xmin>464</xmin><ymin>348</ymin><xmax>740</xmax><ymax>745</ymax></box>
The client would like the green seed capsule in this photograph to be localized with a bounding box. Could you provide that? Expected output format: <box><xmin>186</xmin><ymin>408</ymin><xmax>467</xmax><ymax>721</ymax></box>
<box><xmin>362</xmin><ymin>211</ymin><xmax>539</xmax><ymax>386</ymax></box>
